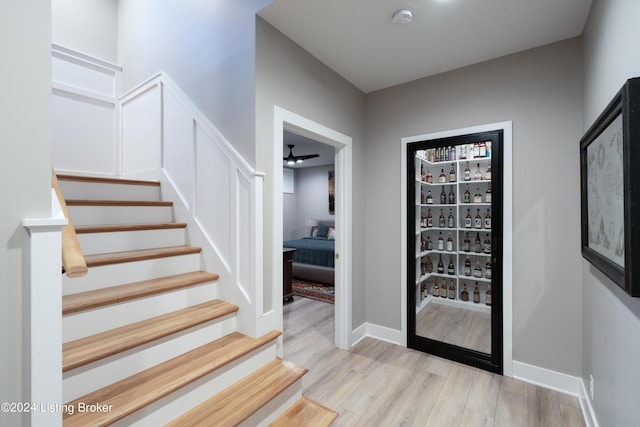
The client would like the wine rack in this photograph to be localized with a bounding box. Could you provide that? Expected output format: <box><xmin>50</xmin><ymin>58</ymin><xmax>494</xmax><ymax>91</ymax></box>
<box><xmin>414</xmin><ymin>144</ymin><xmax>493</xmax><ymax>314</ymax></box>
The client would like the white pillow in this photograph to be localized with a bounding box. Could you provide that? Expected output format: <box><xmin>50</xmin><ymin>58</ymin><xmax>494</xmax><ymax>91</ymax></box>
<box><xmin>327</xmin><ymin>227</ymin><xmax>335</xmax><ymax>240</ymax></box>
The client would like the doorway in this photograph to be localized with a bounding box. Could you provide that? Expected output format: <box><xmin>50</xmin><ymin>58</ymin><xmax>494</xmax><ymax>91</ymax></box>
<box><xmin>272</xmin><ymin>106</ymin><xmax>353</xmax><ymax>350</ymax></box>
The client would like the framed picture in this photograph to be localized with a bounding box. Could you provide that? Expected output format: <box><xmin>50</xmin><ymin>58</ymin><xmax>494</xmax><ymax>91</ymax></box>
<box><xmin>580</xmin><ymin>77</ymin><xmax>640</xmax><ymax>297</ymax></box>
<box><xmin>328</xmin><ymin>171</ymin><xmax>335</xmax><ymax>215</ymax></box>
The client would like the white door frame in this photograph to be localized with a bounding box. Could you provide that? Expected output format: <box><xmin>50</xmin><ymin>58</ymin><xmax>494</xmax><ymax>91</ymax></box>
<box><xmin>400</xmin><ymin>121</ymin><xmax>513</xmax><ymax>376</ymax></box>
<box><xmin>272</xmin><ymin>106</ymin><xmax>352</xmax><ymax>350</ymax></box>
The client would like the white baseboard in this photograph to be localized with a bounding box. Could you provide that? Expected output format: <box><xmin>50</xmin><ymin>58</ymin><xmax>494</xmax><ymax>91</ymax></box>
<box><xmin>578</xmin><ymin>378</ymin><xmax>599</xmax><ymax>427</ymax></box>
<box><xmin>350</xmin><ymin>322</ymin><xmax>402</xmax><ymax>348</ymax></box>
<box><xmin>513</xmin><ymin>361</ymin><xmax>581</xmax><ymax>396</ymax></box>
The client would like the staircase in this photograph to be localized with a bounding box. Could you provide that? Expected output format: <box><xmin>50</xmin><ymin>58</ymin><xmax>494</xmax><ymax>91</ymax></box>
<box><xmin>57</xmin><ymin>174</ymin><xmax>337</xmax><ymax>426</ymax></box>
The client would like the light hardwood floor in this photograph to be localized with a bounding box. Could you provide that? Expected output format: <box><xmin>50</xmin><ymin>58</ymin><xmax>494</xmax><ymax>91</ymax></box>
<box><xmin>283</xmin><ymin>296</ymin><xmax>585</xmax><ymax>427</ymax></box>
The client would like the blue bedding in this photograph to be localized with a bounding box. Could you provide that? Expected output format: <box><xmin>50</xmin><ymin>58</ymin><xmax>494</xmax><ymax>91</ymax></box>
<box><xmin>283</xmin><ymin>237</ymin><xmax>335</xmax><ymax>268</ymax></box>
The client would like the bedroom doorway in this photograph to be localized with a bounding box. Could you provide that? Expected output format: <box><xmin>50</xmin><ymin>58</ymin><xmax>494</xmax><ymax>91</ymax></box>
<box><xmin>273</xmin><ymin>106</ymin><xmax>353</xmax><ymax>350</ymax></box>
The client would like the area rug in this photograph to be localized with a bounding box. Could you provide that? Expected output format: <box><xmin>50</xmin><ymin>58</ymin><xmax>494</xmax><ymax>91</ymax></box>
<box><xmin>292</xmin><ymin>280</ymin><xmax>334</xmax><ymax>304</ymax></box>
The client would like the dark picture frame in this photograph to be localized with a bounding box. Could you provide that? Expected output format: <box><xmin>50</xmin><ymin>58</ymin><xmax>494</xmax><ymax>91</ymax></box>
<box><xmin>580</xmin><ymin>77</ymin><xmax>640</xmax><ymax>297</ymax></box>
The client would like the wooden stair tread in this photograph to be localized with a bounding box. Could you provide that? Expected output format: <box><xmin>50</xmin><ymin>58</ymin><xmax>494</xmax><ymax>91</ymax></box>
<box><xmin>75</xmin><ymin>222</ymin><xmax>187</xmax><ymax>234</ymax></box>
<box><xmin>62</xmin><ymin>271</ymin><xmax>220</xmax><ymax>315</ymax></box>
<box><xmin>66</xmin><ymin>199</ymin><xmax>172</xmax><ymax>207</ymax></box>
<box><xmin>269</xmin><ymin>397</ymin><xmax>338</xmax><ymax>427</ymax></box>
<box><xmin>63</xmin><ymin>330</ymin><xmax>282</xmax><ymax>427</ymax></box>
<box><xmin>56</xmin><ymin>174</ymin><xmax>160</xmax><ymax>187</ymax></box>
<box><xmin>83</xmin><ymin>245</ymin><xmax>201</xmax><ymax>268</ymax></box>
<box><xmin>62</xmin><ymin>299</ymin><xmax>238</xmax><ymax>372</ymax></box>
<box><xmin>166</xmin><ymin>358</ymin><xmax>308</xmax><ymax>427</ymax></box>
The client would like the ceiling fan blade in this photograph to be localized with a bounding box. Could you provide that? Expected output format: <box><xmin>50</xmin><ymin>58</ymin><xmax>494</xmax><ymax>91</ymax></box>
<box><xmin>297</xmin><ymin>154</ymin><xmax>320</xmax><ymax>160</ymax></box>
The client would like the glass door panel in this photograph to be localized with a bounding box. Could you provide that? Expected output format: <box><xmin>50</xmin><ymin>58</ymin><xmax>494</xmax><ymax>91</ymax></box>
<box><xmin>407</xmin><ymin>130</ymin><xmax>503</xmax><ymax>374</ymax></box>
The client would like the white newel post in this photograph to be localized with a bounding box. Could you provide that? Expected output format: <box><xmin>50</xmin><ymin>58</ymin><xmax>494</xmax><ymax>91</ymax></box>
<box><xmin>22</xmin><ymin>190</ymin><xmax>66</xmax><ymax>427</ymax></box>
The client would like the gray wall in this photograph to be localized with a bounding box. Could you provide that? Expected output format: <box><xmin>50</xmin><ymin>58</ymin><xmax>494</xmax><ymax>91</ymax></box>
<box><xmin>582</xmin><ymin>1</ymin><xmax>640</xmax><ymax>425</ymax></box>
<box><xmin>364</xmin><ymin>38</ymin><xmax>584</xmax><ymax>375</ymax></box>
<box><xmin>0</xmin><ymin>1</ymin><xmax>52</xmax><ymax>425</ymax></box>
<box><xmin>293</xmin><ymin>165</ymin><xmax>335</xmax><ymax>240</ymax></box>
<box><xmin>52</xmin><ymin>0</ymin><xmax>118</xmax><ymax>62</ymax></box>
<box><xmin>256</xmin><ymin>18</ymin><xmax>366</xmax><ymax>329</ymax></box>
<box><xmin>117</xmin><ymin>0</ymin><xmax>271</xmax><ymax>165</ymax></box>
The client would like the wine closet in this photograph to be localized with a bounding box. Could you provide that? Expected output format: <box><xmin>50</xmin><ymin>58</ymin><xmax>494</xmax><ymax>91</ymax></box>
<box><xmin>407</xmin><ymin>130</ymin><xmax>503</xmax><ymax>374</ymax></box>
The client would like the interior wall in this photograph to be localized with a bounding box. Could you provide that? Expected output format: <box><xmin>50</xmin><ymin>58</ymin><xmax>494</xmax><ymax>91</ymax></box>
<box><xmin>52</xmin><ymin>0</ymin><xmax>118</xmax><ymax>62</ymax></box>
<box><xmin>582</xmin><ymin>1</ymin><xmax>640</xmax><ymax>425</ymax></box>
<box><xmin>255</xmin><ymin>18</ymin><xmax>366</xmax><ymax>330</ymax></box>
<box><xmin>295</xmin><ymin>165</ymin><xmax>335</xmax><ymax>239</ymax></box>
<box><xmin>0</xmin><ymin>0</ymin><xmax>52</xmax><ymax>424</ymax></box>
<box><xmin>117</xmin><ymin>0</ymin><xmax>272</xmax><ymax>165</ymax></box>
<box><xmin>364</xmin><ymin>38</ymin><xmax>584</xmax><ymax>376</ymax></box>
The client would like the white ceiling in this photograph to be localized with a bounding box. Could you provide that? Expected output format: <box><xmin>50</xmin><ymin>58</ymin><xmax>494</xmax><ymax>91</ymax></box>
<box><xmin>259</xmin><ymin>0</ymin><xmax>593</xmax><ymax>94</ymax></box>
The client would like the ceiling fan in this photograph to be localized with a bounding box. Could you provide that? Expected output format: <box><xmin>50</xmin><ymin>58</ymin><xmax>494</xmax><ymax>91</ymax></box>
<box><xmin>283</xmin><ymin>144</ymin><xmax>319</xmax><ymax>165</ymax></box>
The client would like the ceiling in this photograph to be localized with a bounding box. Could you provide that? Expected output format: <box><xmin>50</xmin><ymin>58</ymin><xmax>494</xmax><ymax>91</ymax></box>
<box><xmin>259</xmin><ymin>0</ymin><xmax>593</xmax><ymax>94</ymax></box>
<box><xmin>283</xmin><ymin>131</ymin><xmax>336</xmax><ymax>169</ymax></box>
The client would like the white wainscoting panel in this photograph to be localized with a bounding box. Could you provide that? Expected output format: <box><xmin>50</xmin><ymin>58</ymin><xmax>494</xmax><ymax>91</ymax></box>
<box><xmin>120</xmin><ymin>83</ymin><xmax>161</xmax><ymax>176</ymax></box>
<box><xmin>52</xmin><ymin>45</ymin><xmax>121</xmax><ymax>176</ymax></box>
<box><xmin>52</xmin><ymin>91</ymin><xmax>116</xmax><ymax>175</ymax></box>
<box><xmin>162</xmin><ymin>87</ymin><xmax>195</xmax><ymax>210</ymax></box>
<box><xmin>195</xmin><ymin>124</ymin><xmax>231</xmax><ymax>271</ymax></box>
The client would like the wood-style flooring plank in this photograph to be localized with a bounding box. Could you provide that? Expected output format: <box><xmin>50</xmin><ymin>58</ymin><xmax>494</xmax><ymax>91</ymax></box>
<box><xmin>283</xmin><ymin>296</ymin><xmax>586</xmax><ymax>427</ymax></box>
<box><xmin>269</xmin><ymin>397</ymin><xmax>338</xmax><ymax>427</ymax></box>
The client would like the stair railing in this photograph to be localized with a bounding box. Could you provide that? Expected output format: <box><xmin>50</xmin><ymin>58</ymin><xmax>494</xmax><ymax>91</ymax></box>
<box><xmin>52</xmin><ymin>170</ymin><xmax>88</xmax><ymax>277</ymax></box>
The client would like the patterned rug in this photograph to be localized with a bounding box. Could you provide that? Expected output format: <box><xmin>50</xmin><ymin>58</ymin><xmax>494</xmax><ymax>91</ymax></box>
<box><xmin>292</xmin><ymin>280</ymin><xmax>334</xmax><ymax>304</ymax></box>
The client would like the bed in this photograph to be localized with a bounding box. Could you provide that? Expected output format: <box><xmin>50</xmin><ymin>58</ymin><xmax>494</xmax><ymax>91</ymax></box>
<box><xmin>283</xmin><ymin>221</ymin><xmax>335</xmax><ymax>285</ymax></box>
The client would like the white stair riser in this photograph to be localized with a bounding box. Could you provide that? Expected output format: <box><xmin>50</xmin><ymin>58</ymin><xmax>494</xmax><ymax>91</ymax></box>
<box><xmin>109</xmin><ymin>343</ymin><xmax>278</xmax><ymax>427</ymax></box>
<box><xmin>77</xmin><ymin>228</ymin><xmax>186</xmax><ymax>255</ymax></box>
<box><xmin>244</xmin><ymin>380</ymin><xmax>303</xmax><ymax>427</ymax></box>
<box><xmin>63</xmin><ymin>315</ymin><xmax>238</xmax><ymax>402</ymax></box>
<box><xmin>68</xmin><ymin>205</ymin><xmax>173</xmax><ymax>226</ymax></box>
<box><xmin>59</xmin><ymin>180</ymin><xmax>161</xmax><ymax>202</ymax></box>
<box><xmin>63</xmin><ymin>282</ymin><xmax>219</xmax><ymax>341</ymax></box>
<box><xmin>62</xmin><ymin>254</ymin><xmax>201</xmax><ymax>295</ymax></box>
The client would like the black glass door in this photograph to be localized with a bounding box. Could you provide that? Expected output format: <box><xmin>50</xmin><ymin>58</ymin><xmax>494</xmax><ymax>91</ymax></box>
<box><xmin>407</xmin><ymin>130</ymin><xmax>503</xmax><ymax>374</ymax></box>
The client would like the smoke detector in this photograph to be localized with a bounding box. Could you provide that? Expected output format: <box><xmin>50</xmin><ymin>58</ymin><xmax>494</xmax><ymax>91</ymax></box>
<box><xmin>392</xmin><ymin>8</ymin><xmax>413</xmax><ymax>24</ymax></box>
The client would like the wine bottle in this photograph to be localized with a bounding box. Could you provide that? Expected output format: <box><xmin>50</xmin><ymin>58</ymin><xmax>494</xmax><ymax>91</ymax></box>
<box><xmin>448</xmin><ymin>186</ymin><xmax>455</xmax><ymax>204</ymax></box>
<box><xmin>447</xmin><ymin>209</ymin><xmax>454</xmax><ymax>228</ymax></box>
<box><xmin>464</xmin><ymin>184</ymin><xmax>471</xmax><ymax>204</ymax></box>
<box><xmin>441</xmin><ymin>279</ymin><xmax>448</xmax><ymax>298</ymax></box>
<box><xmin>440</xmin><ymin>187</ymin><xmax>447</xmax><ymax>204</ymax></box>
<box><xmin>426</xmin><ymin>190</ymin><xmax>433</xmax><ymax>204</ymax></box>
<box><xmin>421</xmin><ymin>188</ymin><xmax>425</xmax><ymax>204</ymax></box>
<box><xmin>485</xmin><ymin>186</ymin><xmax>492</xmax><ymax>203</ymax></box>
<box><xmin>448</xmin><ymin>280</ymin><xmax>455</xmax><ymax>299</ymax></box>
<box><xmin>437</xmin><ymin>254</ymin><xmax>444</xmax><ymax>274</ymax></box>
<box><xmin>460</xmin><ymin>144</ymin><xmax>467</xmax><ymax>160</ymax></box>
<box><xmin>474</xmin><ymin>163</ymin><xmax>483</xmax><ymax>181</ymax></box>
<box><xmin>485</xmin><ymin>164</ymin><xmax>492</xmax><ymax>180</ymax></box>
<box><xmin>473</xmin><ymin>260</ymin><xmax>483</xmax><ymax>278</ymax></box>
<box><xmin>444</xmin><ymin>147</ymin><xmax>449</xmax><ymax>161</ymax></box>
<box><xmin>474</xmin><ymin>209</ymin><xmax>482</xmax><ymax>229</ymax></box>
<box><xmin>426</xmin><ymin>255</ymin><xmax>433</xmax><ymax>273</ymax></box>
<box><xmin>465</xmin><ymin>209</ymin><xmax>472</xmax><ymax>228</ymax></box>
<box><xmin>464</xmin><ymin>257</ymin><xmax>472</xmax><ymax>276</ymax></box>
<box><xmin>484</xmin><ymin>209</ymin><xmax>491</xmax><ymax>229</ymax></box>
<box><xmin>473</xmin><ymin>143</ymin><xmax>480</xmax><ymax>158</ymax></box>
<box><xmin>433</xmin><ymin>281</ymin><xmax>439</xmax><ymax>297</ymax></box>
<box><xmin>426</xmin><ymin>169</ymin><xmax>433</xmax><ymax>183</ymax></box>
<box><xmin>426</xmin><ymin>235</ymin><xmax>433</xmax><ymax>250</ymax></box>
<box><xmin>439</xmin><ymin>210</ymin><xmax>446</xmax><ymax>228</ymax></box>
<box><xmin>474</xmin><ymin>188</ymin><xmax>483</xmax><ymax>204</ymax></box>
<box><xmin>483</xmin><ymin>234</ymin><xmax>491</xmax><ymax>254</ymax></box>
<box><xmin>435</xmin><ymin>148</ymin><xmax>440</xmax><ymax>163</ymax></box>
<box><xmin>473</xmin><ymin>283</ymin><xmax>480</xmax><ymax>303</ymax></box>
<box><xmin>486</xmin><ymin>284</ymin><xmax>492</xmax><ymax>306</ymax></box>
<box><xmin>428</xmin><ymin>149</ymin><xmax>435</xmax><ymax>163</ymax></box>
<box><xmin>427</xmin><ymin>209</ymin><xmax>433</xmax><ymax>228</ymax></box>
<box><xmin>461</xmin><ymin>284</ymin><xmax>469</xmax><ymax>301</ymax></box>
<box><xmin>439</xmin><ymin>168</ymin><xmax>446</xmax><ymax>183</ymax></box>
<box><xmin>437</xmin><ymin>232</ymin><xmax>444</xmax><ymax>251</ymax></box>
<box><xmin>449</xmin><ymin>164</ymin><xmax>456</xmax><ymax>182</ymax></box>
<box><xmin>420</xmin><ymin>165</ymin><xmax>425</xmax><ymax>181</ymax></box>
<box><xmin>475</xmin><ymin>232</ymin><xmax>482</xmax><ymax>253</ymax></box>
<box><xmin>446</xmin><ymin>232</ymin><xmax>454</xmax><ymax>251</ymax></box>
<box><xmin>450</xmin><ymin>146</ymin><xmax>457</xmax><ymax>161</ymax></box>
<box><xmin>485</xmin><ymin>260</ymin><xmax>492</xmax><ymax>279</ymax></box>
<box><xmin>463</xmin><ymin>232</ymin><xmax>471</xmax><ymax>252</ymax></box>
<box><xmin>479</xmin><ymin>141</ymin><xmax>487</xmax><ymax>157</ymax></box>
<box><xmin>420</xmin><ymin>214</ymin><xmax>426</xmax><ymax>229</ymax></box>
<box><xmin>447</xmin><ymin>257</ymin><xmax>455</xmax><ymax>275</ymax></box>
<box><xmin>464</xmin><ymin>162</ymin><xmax>471</xmax><ymax>181</ymax></box>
